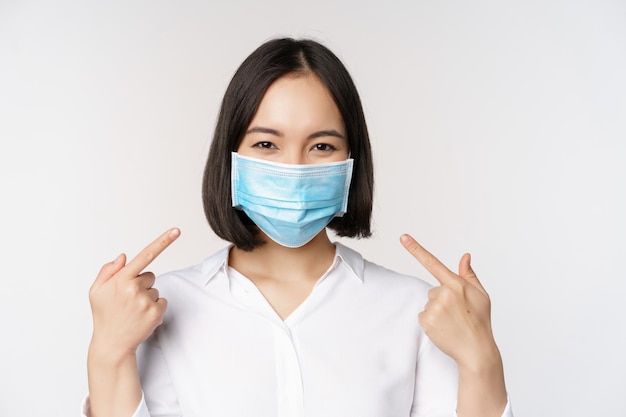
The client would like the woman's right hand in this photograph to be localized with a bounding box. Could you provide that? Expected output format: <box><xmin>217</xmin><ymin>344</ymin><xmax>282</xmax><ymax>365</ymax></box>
<box><xmin>87</xmin><ymin>228</ymin><xmax>180</xmax><ymax>417</ymax></box>
<box><xmin>88</xmin><ymin>228</ymin><xmax>181</xmax><ymax>361</ymax></box>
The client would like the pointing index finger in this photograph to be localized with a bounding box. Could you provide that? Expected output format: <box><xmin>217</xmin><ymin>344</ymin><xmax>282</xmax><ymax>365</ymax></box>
<box><xmin>400</xmin><ymin>233</ymin><xmax>455</xmax><ymax>285</ymax></box>
<box><xmin>124</xmin><ymin>228</ymin><xmax>181</xmax><ymax>277</ymax></box>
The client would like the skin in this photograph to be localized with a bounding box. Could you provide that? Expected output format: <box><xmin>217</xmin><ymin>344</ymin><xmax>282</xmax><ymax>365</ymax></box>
<box><xmin>399</xmin><ymin>235</ymin><xmax>508</xmax><ymax>417</ymax></box>
<box><xmin>87</xmin><ymin>73</ymin><xmax>507</xmax><ymax>417</ymax></box>
<box><xmin>87</xmin><ymin>228</ymin><xmax>180</xmax><ymax>417</ymax></box>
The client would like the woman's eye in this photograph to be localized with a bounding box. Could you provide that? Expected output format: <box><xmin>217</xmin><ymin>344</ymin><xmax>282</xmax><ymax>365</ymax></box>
<box><xmin>313</xmin><ymin>143</ymin><xmax>337</xmax><ymax>152</ymax></box>
<box><xmin>253</xmin><ymin>141</ymin><xmax>276</xmax><ymax>149</ymax></box>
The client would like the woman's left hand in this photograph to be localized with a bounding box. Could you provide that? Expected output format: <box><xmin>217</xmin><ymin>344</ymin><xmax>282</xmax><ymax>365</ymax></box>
<box><xmin>399</xmin><ymin>233</ymin><xmax>500</xmax><ymax>368</ymax></box>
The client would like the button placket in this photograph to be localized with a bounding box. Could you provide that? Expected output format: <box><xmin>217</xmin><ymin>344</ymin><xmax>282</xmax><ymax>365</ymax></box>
<box><xmin>273</xmin><ymin>324</ymin><xmax>304</xmax><ymax>417</ymax></box>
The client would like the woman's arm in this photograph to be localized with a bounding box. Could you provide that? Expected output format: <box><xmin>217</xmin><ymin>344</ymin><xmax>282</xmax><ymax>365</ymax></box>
<box><xmin>87</xmin><ymin>346</ymin><xmax>142</xmax><ymax>417</ymax></box>
<box><xmin>456</xmin><ymin>343</ymin><xmax>507</xmax><ymax>417</ymax></box>
<box><xmin>401</xmin><ymin>234</ymin><xmax>509</xmax><ymax>417</ymax></box>
<box><xmin>87</xmin><ymin>229</ymin><xmax>180</xmax><ymax>417</ymax></box>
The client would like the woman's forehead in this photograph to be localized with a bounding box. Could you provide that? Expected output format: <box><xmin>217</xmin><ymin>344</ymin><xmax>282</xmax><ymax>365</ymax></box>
<box><xmin>248</xmin><ymin>74</ymin><xmax>345</xmax><ymax>135</ymax></box>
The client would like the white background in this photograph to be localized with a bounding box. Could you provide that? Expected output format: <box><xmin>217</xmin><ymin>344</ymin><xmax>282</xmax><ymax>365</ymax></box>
<box><xmin>1</xmin><ymin>1</ymin><xmax>625</xmax><ymax>416</ymax></box>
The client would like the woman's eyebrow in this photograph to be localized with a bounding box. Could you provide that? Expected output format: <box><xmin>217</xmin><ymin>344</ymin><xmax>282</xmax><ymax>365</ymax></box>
<box><xmin>246</xmin><ymin>126</ymin><xmax>283</xmax><ymax>136</ymax></box>
<box><xmin>307</xmin><ymin>130</ymin><xmax>346</xmax><ymax>140</ymax></box>
<box><xmin>246</xmin><ymin>127</ymin><xmax>346</xmax><ymax>140</ymax></box>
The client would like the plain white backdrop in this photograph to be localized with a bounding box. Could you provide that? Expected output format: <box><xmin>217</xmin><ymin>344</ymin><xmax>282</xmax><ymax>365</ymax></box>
<box><xmin>1</xmin><ymin>1</ymin><xmax>625</xmax><ymax>416</ymax></box>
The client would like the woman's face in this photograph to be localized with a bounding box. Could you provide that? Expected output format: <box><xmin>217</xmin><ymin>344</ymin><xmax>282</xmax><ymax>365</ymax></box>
<box><xmin>237</xmin><ymin>73</ymin><xmax>349</xmax><ymax>164</ymax></box>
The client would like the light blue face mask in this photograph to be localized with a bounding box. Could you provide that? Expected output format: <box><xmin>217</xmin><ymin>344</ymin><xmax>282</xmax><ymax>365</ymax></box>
<box><xmin>231</xmin><ymin>152</ymin><xmax>354</xmax><ymax>248</ymax></box>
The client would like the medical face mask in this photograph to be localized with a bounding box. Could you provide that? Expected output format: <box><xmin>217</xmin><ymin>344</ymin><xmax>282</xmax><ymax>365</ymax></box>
<box><xmin>231</xmin><ymin>152</ymin><xmax>354</xmax><ymax>248</ymax></box>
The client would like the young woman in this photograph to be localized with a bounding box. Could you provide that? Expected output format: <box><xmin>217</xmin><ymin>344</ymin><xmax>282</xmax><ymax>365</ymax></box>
<box><xmin>86</xmin><ymin>38</ymin><xmax>513</xmax><ymax>417</ymax></box>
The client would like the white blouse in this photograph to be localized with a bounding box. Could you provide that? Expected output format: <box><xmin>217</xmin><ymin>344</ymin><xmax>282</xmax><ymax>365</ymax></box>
<box><xmin>84</xmin><ymin>242</ymin><xmax>513</xmax><ymax>417</ymax></box>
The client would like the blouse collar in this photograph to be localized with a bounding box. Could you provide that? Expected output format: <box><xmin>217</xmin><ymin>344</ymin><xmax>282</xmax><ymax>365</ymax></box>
<box><xmin>200</xmin><ymin>241</ymin><xmax>364</xmax><ymax>287</ymax></box>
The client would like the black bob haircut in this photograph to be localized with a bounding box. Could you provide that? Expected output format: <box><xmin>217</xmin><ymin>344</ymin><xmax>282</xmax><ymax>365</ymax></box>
<box><xmin>202</xmin><ymin>38</ymin><xmax>374</xmax><ymax>251</ymax></box>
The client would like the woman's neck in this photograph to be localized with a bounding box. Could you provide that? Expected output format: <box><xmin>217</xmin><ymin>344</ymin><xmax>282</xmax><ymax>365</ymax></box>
<box><xmin>228</xmin><ymin>230</ymin><xmax>337</xmax><ymax>283</ymax></box>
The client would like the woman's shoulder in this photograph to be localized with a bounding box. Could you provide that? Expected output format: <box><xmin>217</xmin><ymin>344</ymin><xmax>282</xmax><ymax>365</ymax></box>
<box><xmin>365</xmin><ymin>260</ymin><xmax>432</xmax><ymax>289</ymax></box>
<box><xmin>336</xmin><ymin>242</ymin><xmax>433</xmax><ymax>294</ymax></box>
<box><xmin>155</xmin><ymin>245</ymin><xmax>231</xmax><ymax>290</ymax></box>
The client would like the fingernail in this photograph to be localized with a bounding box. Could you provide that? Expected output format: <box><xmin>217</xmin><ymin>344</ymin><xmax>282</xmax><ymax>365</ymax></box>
<box><xmin>400</xmin><ymin>234</ymin><xmax>410</xmax><ymax>244</ymax></box>
<box><xmin>113</xmin><ymin>254</ymin><xmax>123</xmax><ymax>264</ymax></box>
<box><xmin>169</xmin><ymin>228</ymin><xmax>181</xmax><ymax>238</ymax></box>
